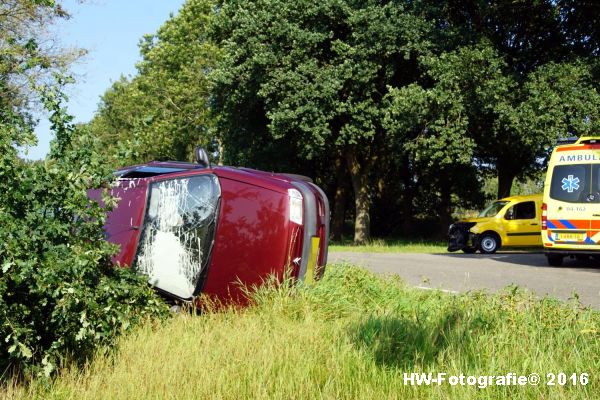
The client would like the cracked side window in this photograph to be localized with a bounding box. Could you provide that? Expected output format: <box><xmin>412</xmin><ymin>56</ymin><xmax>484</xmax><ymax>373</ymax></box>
<box><xmin>136</xmin><ymin>175</ymin><xmax>220</xmax><ymax>299</ymax></box>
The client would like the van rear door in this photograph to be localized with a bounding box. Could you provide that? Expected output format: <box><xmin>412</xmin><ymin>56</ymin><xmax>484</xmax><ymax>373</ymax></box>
<box><xmin>587</xmin><ymin>164</ymin><xmax>600</xmax><ymax>243</ymax></box>
<box><xmin>547</xmin><ymin>161</ymin><xmax>598</xmax><ymax>245</ymax></box>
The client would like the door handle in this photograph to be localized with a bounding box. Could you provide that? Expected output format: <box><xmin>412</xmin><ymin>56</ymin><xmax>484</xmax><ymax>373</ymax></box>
<box><xmin>594</xmin><ymin>214</ymin><xmax>600</xmax><ymax>217</ymax></box>
<box><xmin>530</xmin><ymin>223</ymin><xmax>538</xmax><ymax>226</ymax></box>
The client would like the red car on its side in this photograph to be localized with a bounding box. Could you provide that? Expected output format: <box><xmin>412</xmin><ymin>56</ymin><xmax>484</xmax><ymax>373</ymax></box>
<box><xmin>93</xmin><ymin>151</ymin><xmax>329</xmax><ymax>304</ymax></box>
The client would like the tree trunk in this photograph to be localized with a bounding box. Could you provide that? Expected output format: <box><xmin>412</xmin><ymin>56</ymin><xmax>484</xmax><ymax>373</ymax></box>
<box><xmin>438</xmin><ymin>173</ymin><xmax>453</xmax><ymax>230</ymax></box>
<box><xmin>217</xmin><ymin>138</ymin><xmax>225</xmax><ymax>166</ymax></box>
<box><xmin>331</xmin><ymin>156</ymin><xmax>348</xmax><ymax>242</ymax></box>
<box><xmin>399</xmin><ymin>154</ymin><xmax>414</xmax><ymax>235</ymax></box>
<box><xmin>497</xmin><ymin>168</ymin><xmax>516</xmax><ymax>199</ymax></box>
<box><xmin>346</xmin><ymin>149</ymin><xmax>371</xmax><ymax>244</ymax></box>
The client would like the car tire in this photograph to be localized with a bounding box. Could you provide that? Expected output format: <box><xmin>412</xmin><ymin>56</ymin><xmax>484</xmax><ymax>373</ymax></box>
<box><xmin>547</xmin><ymin>254</ymin><xmax>563</xmax><ymax>267</ymax></box>
<box><xmin>462</xmin><ymin>247</ymin><xmax>477</xmax><ymax>254</ymax></box>
<box><xmin>478</xmin><ymin>233</ymin><xmax>499</xmax><ymax>254</ymax></box>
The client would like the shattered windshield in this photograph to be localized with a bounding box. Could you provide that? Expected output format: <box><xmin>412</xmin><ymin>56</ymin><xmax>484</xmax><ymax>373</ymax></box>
<box><xmin>135</xmin><ymin>174</ymin><xmax>220</xmax><ymax>299</ymax></box>
<box><xmin>478</xmin><ymin>201</ymin><xmax>509</xmax><ymax>218</ymax></box>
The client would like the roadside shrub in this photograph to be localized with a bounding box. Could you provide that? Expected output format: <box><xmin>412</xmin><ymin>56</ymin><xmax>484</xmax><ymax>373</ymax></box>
<box><xmin>0</xmin><ymin>80</ymin><xmax>169</xmax><ymax>377</ymax></box>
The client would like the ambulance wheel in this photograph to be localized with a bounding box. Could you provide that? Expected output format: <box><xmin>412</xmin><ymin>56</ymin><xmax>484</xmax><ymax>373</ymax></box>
<box><xmin>546</xmin><ymin>254</ymin><xmax>563</xmax><ymax>267</ymax></box>
<box><xmin>462</xmin><ymin>247</ymin><xmax>477</xmax><ymax>254</ymax></box>
<box><xmin>478</xmin><ymin>233</ymin><xmax>499</xmax><ymax>254</ymax></box>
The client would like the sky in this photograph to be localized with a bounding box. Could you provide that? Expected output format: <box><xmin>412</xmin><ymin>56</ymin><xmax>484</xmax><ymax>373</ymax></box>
<box><xmin>27</xmin><ymin>0</ymin><xmax>186</xmax><ymax>160</ymax></box>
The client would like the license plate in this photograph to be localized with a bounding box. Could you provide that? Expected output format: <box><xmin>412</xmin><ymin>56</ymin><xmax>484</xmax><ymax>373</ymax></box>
<box><xmin>554</xmin><ymin>232</ymin><xmax>586</xmax><ymax>242</ymax></box>
<box><xmin>304</xmin><ymin>236</ymin><xmax>320</xmax><ymax>284</ymax></box>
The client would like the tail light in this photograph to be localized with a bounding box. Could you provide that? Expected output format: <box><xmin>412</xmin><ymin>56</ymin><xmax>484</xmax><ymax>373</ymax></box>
<box><xmin>288</xmin><ymin>189</ymin><xmax>304</xmax><ymax>225</ymax></box>
<box><xmin>541</xmin><ymin>202</ymin><xmax>547</xmax><ymax>230</ymax></box>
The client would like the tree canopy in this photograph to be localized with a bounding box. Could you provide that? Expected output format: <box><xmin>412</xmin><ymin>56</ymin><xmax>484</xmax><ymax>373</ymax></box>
<box><xmin>87</xmin><ymin>0</ymin><xmax>600</xmax><ymax>242</ymax></box>
<box><xmin>0</xmin><ymin>1</ymin><xmax>166</xmax><ymax>375</ymax></box>
<box><xmin>89</xmin><ymin>0</ymin><xmax>218</xmax><ymax>166</ymax></box>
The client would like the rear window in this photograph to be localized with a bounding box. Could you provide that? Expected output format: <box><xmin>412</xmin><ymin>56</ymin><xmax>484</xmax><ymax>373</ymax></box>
<box><xmin>550</xmin><ymin>164</ymin><xmax>600</xmax><ymax>203</ymax></box>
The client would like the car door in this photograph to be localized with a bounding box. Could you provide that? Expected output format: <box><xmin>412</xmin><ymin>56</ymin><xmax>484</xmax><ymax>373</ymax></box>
<box><xmin>502</xmin><ymin>201</ymin><xmax>541</xmax><ymax>246</ymax></box>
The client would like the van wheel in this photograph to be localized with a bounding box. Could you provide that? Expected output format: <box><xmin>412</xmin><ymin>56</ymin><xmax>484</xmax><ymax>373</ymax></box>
<box><xmin>547</xmin><ymin>254</ymin><xmax>563</xmax><ymax>267</ymax></box>
<box><xmin>478</xmin><ymin>233</ymin><xmax>499</xmax><ymax>254</ymax></box>
<box><xmin>462</xmin><ymin>247</ymin><xmax>476</xmax><ymax>254</ymax></box>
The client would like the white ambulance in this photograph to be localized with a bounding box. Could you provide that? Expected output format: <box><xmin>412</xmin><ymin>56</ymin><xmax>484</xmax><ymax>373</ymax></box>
<box><xmin>542</xmin><ymin>137</ymin><xmax>600</xmax><ymax>266</ymax></box>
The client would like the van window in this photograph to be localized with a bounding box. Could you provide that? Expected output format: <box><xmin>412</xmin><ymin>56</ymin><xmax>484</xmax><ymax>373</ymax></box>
<box><xmin>550</xmin><ymin>164</ymin><xmax>600</xmax><ymax>203</ymax></box>
<box><xmin>478</xmin><ymin>201</ymin><xmax>509</xmax><ymax>218</ymax></box>
<box><xmin>505</xmin><ymin>201</ymin><xmax>536</xmax><ymax>220</ymax></box>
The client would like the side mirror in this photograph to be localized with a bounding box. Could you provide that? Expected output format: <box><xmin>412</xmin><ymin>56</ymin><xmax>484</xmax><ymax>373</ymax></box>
<box><xmin>194</xmin><ymin>146</ymin><xmax>211</xmax><ymax>168</ymax></box>
<box><xmin>504</xmin><ymin>207</ymin><xmax>514</xmax><ymax>220</ymax></box>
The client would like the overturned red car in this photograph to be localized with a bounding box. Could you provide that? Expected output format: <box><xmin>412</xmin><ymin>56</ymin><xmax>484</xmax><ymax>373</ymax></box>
<box><xmin>94</xmin><ymin>150</ymin><xmax>330</xmax><ymax>303</ymax></box>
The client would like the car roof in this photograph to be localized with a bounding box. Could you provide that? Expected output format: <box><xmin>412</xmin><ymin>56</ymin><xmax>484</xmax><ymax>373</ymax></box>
<box><xmin>115</xmin><ymin>161</ymin><xmax>204</xmax><ymax>178</ymax></box>
<box><xmin>499</xmin><ymin>193</ymin><xmax>542</xmax><ymax>202</ymax></box>
<box><xmin>114</xmin><ymin>161</ymin><xmax>309</xmax><ymax>194</ymax></box>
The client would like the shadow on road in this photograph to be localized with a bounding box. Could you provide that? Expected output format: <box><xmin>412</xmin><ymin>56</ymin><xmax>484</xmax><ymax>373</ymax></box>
<box><xmin>440</xmin><ymin>252</ymin><xmax>600</xmax><ymax>272</ymax></box>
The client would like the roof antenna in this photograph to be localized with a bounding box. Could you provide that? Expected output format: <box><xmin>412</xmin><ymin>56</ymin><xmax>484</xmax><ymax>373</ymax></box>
<box><xmin>194</xmin><ymin>146</ymin><xmax>211</xmax><ymax>168</ymax></box>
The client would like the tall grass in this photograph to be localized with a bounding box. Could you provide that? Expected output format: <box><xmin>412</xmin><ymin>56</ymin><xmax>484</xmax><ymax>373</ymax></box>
<box><xmin>4</xmin><ymin>264</ymin><xmax>599</xmax><ymax>399</ymax></box>
<box><xmin>330</xmin><ymin>239</ymin><xmax>447</xmax><ymax>253</ymax></box>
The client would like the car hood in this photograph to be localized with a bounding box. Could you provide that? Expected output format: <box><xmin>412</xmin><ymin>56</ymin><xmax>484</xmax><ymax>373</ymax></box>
<box><xmin>458</xmin><ymin>217</ymin><xmax>492</xmax><ymax>224</ymax></box>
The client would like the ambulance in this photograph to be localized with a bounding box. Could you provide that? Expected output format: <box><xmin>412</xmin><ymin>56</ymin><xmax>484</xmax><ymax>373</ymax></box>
<box><xmin>542</xmin><ymin>137</ymin><xmax>600</xmax><ymax>266</ymax></box>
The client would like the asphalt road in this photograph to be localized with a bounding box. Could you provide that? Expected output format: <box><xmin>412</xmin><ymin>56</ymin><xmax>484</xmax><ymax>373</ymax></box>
<box><xmin>329</xmin><ymin>251</ymin><xmax>600</xmax><ymax>308</ymax></box>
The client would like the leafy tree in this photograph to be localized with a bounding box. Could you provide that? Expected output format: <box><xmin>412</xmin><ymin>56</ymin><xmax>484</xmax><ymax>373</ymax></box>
<box><xmin>84</xmin><ymin>0</ymin><xmax>600</xmax><ymax>241</ymax></box>
<box><xmin>0</xmin><ymin>1</ymin><xmax>167</xmax><ymax>376</ymax></box>
<box><xmin>89</xmin><ymin>0</ymin><xmax>218</xmax><ymax>166</ymax></box>
<box><xmin>387</xmin><ymin>42</ymin><xmax>600</xmax><ymax>199</ymax></box>
<box><xmin>383</xmin><ymin>69</ymin><xmax>476</xmax><ymax>227</ymax></box>
<box><xmin>211</xmin><ymin>0</ymin><xmax>434</xmax><ymax>243</ymax></box>
<box><xmin>409</xmin><ymin>1</ymin><xmax>600</xmax><ymax>198</ymax></box>
<box><xmin>0</xmin><ymin>0</ymin><xmax>83</xmax><ymax>115</ymax></box>
<box><xmin>557</xmin><ymin>0</ymin><xmax>600</xmax><ymax>58</ymax></box>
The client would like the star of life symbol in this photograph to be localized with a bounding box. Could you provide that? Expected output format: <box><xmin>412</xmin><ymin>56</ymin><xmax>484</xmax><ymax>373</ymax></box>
<box><xmin>561</xmin><ymin>175</ymin><xmax>580</xmax><ymax>193</ymax></box>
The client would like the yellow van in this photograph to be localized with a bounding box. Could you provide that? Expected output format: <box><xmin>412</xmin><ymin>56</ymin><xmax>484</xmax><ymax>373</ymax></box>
<box><xmin>542</xmin><ymin>137</ymin><xmax>600</xmax><ymax>266</ymax></box>
<box><xmin>448</xmin><ymin>194</ymin><xmax>543</xmax><ymax>254</ymax></box>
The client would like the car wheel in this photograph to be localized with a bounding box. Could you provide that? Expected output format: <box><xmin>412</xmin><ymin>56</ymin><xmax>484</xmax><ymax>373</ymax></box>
<box><xmin>478</xmin><ymin>233</ymin><xmax>499</xmax><ymax>254</ymax></box>
<box><xmin>547</xmin><ymin>254</ymin><xmax>563</xmax><ymax>267</ymax></box>
<box><xmin>462</xmin><ymin>247</ymin><xmax>477</xmax><ymax>254</ymax></box>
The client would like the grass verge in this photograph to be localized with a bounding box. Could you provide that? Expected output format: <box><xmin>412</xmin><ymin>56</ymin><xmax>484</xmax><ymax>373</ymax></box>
<box><xmin>330</xmin><ymin>239</ymin><xmax>447</xmax><ymax>253</ymax></box>
<box><xmin>4</xmin><ymin>263</ymin><xmax>599</xmax><ymax>399</ymax></box>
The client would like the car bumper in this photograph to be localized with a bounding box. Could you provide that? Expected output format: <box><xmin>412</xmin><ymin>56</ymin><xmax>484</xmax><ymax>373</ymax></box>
<box><xmin>447</xmin><ymin>223</ymin><xmax>478</xmax><ymax>252</ymax></box>
<box><xmin>544</xmin><ymin>248</ymin><xmax>600</xmax><ymax>256</ymax></box>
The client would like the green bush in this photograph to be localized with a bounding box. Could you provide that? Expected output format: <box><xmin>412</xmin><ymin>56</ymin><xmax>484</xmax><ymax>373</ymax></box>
<box><xmin>0</xmin><ymin>79</ymin><xmax>169</xmax><ymax>377</ymax></box>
